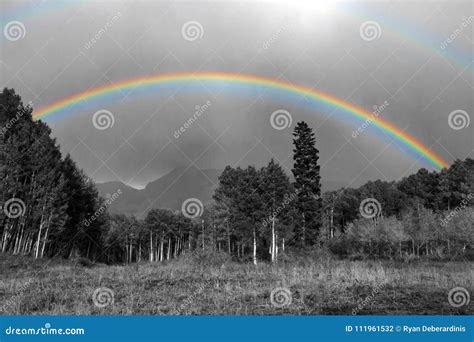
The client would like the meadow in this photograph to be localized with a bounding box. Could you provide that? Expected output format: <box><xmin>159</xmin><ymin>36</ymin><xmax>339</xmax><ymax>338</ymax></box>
<box><xmin>1</xmin><ymin>253</ymin><xmax>472</xmax><ymax>315</ymax></box>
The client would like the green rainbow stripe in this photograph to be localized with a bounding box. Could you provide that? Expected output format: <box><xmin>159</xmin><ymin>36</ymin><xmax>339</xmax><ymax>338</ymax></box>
<box><xmin>33</xmin><ymin>71</ymin><xmax>449</xmax><ymax>169</ymax></box>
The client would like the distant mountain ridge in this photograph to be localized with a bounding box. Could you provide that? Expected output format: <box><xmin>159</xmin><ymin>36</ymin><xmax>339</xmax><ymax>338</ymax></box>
<box><xmin>96</xmin><ymin>166</ymin><xmax>346</xmax><ymax>215</ymax></box>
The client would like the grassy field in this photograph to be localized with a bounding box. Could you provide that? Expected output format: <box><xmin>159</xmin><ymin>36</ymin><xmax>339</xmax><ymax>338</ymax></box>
<box><xmin>0</xmin><ymin>254</ymin><xmax>472</xmax><ymax>315</ymax></box>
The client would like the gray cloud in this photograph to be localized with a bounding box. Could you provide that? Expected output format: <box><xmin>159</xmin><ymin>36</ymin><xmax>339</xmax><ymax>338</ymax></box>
<box><xmin>1</xmin><ymin>0</ymin><xmax>472</xmax><ymax>188</ymax></box>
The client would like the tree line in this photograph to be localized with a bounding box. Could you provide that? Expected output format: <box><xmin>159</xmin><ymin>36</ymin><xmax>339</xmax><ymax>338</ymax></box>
<box><xmin>1</xmin><ymin>88</ymin><xmax>472</xmax><ymax>264</ymax></box>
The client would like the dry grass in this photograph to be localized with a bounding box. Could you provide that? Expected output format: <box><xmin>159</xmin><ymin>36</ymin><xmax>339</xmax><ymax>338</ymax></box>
<box><xmin>0</xmin><ymin>254</ymin><xmax>472</xmax><ymax>315</ymax></box>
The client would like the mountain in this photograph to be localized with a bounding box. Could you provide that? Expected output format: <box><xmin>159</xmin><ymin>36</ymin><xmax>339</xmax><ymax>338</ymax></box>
<box><xmin>96</xmin><ymin>166</ymin><xmax>221</xmax><ymax>216</ymax></box>
<box><xmin>96</xmin><ymin>166</ymin><xmax>347</xmax><ymax>215</ymax></box>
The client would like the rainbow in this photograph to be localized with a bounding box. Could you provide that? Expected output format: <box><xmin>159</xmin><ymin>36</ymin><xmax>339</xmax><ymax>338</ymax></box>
<box><xmin>33</xmin><ymin>71</ymin><xmax>449</xmax><ymax>169</ymax></box>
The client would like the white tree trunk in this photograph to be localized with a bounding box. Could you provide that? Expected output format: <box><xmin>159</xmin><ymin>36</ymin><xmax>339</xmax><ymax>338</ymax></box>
<box><xmin>149</xmin><ymin>231</ymin><xmax>153</xmax><ymax>262</ymax></box>
<box><xmin>253</xmin><ymin>227</ymin><xmax>257</xmax><ymax>265</ymax></box>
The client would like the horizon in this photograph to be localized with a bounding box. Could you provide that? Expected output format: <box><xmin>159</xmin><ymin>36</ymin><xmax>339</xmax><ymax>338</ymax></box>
<box><xmin>1</xmin><ymin>0</ymin><xmax>472</xmax><ymax>191</ymax></box>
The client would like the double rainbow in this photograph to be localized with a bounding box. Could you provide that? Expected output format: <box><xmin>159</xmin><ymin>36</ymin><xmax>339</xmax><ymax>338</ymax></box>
<box><xmin>33</xmin><ymin>71</ymin><xmax>449</xmax><ymax>169</ymax></box>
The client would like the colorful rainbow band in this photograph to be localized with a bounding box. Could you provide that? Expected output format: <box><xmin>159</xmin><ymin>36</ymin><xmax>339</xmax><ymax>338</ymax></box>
<box><xmin>33</xmin><ymin>72</ymin><xmax>448</xmax><ymax>169</ymax></box>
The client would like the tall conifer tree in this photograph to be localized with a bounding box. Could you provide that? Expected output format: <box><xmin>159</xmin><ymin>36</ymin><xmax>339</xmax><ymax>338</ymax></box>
<box><xmin>292</xmin><ymin>121</ymin><xmax>322</xmax><ymax>246</ymax></box>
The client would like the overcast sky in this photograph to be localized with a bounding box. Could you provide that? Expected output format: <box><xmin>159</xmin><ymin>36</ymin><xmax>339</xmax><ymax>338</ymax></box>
<box><xmin>1</xmin><ymin>0</ymin><xmax>473</xmax><ymax>189</ymax></box>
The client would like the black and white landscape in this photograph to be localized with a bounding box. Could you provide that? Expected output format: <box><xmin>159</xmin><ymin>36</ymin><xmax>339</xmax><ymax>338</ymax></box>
<box><xmin>0</xmin><ymin>0</ymin><xmax>472</xmax><ymax>315</ymax></box>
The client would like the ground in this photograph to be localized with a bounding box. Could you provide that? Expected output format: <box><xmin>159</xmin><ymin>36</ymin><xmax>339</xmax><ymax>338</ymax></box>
<box><xmin>0</xmin><ymin>254</ymin><xmax>472</xmax><ymax>315</ymax></box>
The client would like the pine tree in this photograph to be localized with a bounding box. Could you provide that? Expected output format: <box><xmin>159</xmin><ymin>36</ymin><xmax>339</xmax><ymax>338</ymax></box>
<box><xmin>292</xmin><ymin>121</ymin><xmax>322</xmax><ymax>246</ymax></box>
